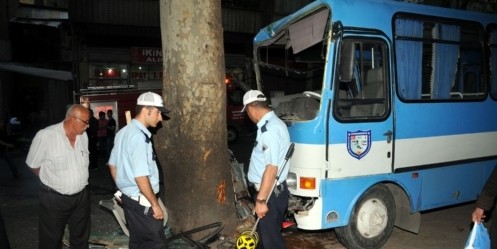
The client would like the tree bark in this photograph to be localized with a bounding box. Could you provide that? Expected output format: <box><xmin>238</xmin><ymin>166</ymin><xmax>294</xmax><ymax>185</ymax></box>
<box><xmin>158</xmin><ymin>0</ymin><xmax>238</xmax><ymax>238</ymax></box>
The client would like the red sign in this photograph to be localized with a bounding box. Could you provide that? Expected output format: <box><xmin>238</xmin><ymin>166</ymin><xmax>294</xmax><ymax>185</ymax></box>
<box><xmin>131</xmin><ymin>47</ymin><xmax>163</xmax><ymax>64</ymax></box>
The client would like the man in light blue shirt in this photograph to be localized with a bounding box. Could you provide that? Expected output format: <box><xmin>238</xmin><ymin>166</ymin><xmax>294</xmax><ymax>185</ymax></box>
<box><xmin>108</xmin><ymin>92</ymin><xmax>169</xmax><ymax>249</ymax></box>
<box><xmin>243</xmin><ymin>90</ymin><xmax>291</xmax><ymax>249</ymax></box>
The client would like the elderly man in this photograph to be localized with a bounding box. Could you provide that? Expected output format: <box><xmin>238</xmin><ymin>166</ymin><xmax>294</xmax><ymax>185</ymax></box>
<box><xmin>26</xmin><ymin>104</ymin><xmax>91</xmax><ymax>249</ymax></box>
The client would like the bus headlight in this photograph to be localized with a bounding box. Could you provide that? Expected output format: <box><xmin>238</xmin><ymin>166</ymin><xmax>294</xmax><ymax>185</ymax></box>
<box><xmin>287</xmin><ymin>172</ymin><xmax>297</xmax><ymax>190</ymax></box>
<box><xmin>300</xmin><ymin>177</ymin><xmax>316</xmax><ymax>190</ymax></box>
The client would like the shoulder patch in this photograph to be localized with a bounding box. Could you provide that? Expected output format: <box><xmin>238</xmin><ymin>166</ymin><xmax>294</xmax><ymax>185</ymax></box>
<box><xmin>141</xmin><ymin>130</ymin><xmax>151</xmax><ymax>143</ymax></box>
<box><xmin>261</xmin><ymin>120</ymin><xmax>269</xmax><ymax>133</ymax></box>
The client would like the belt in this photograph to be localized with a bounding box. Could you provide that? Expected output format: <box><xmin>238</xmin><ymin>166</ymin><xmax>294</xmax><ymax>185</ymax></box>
<box><xmin>129</xmin><ymin>195</ymin><xmax>150</xmax><ymax>206</ymax></box>
<box><xmin>116</xmin><ymin>191</ymin><xmax>156</xmax><ymax>207</ymax></box>
<box><xmin>249</xmin><ymin>181</ymin><xmax>286</xmax><ymax>191</ymax></box>
<box><xmin>249</xmin><ymin>182</ymin><xmax>261</xmax><ymax>191</ymax></box>
<box><xmin>40</xmin><ymin>183</ymin><xmax>82</xmax><ymax>197</ymax></box>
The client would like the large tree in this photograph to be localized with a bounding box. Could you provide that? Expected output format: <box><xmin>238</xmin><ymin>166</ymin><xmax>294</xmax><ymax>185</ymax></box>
<box><xmin>157</xmin><ymin>0</ymin><xmax>238</xmax><ymax>237</ymax></box>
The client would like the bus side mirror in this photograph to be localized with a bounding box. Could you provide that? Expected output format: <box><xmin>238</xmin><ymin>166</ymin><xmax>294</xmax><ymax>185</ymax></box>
<box><xmin>338</xmin><ymin>41</ymin><xmax>354</xmax><ymax>82</ymax></box>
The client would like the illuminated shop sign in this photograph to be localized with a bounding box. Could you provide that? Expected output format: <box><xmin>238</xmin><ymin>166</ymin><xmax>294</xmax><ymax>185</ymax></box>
<box><xmin>131</xmin><ymin>47</ymin><xmax>163</xmax><ymax>64</ymax></box>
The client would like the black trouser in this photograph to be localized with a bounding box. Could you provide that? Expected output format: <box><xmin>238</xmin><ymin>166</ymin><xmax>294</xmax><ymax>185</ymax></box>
<box><xmin>0</xmin><ymin>210</ymin><xmax>11</xmax><ymax>249</ymax></box>
<box><xmin>38</xmin><ymin>184</ymin><xmax>90</xmax><ymax>249</ymax></box>
<box><xmin>121</xmin><ymin>194</ymin><xmax>166</xmax><ymax>249</ymax></box>
<box><xmin>0</xmin><ymin>150</ymin><xmax>18</xmax><ymax>177</ymax></box>
<box><xmin>251</xmin><ymin>182</ymin><xmax>289</xmax><ymax>249</ymax></box>
<box><xmin>88</xmin><ymin>137</ymin><xmax>98</xmax><ymax>169</ymax></box>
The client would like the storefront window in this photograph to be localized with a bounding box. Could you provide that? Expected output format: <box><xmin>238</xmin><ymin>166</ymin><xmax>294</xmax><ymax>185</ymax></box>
<box><xmin>88</xmin><ymin>64</ymin><xmax>131</xmax><ymax>89</ymax></box>
<box><xmin>130</xmin><ymin>65</ymin><xmax>162</xmax><ymax>81</ymax></box>
<box><xmin>130</xmin><ymin>65</ymin><xmax>163</xmax><ymax>90</ymax></box>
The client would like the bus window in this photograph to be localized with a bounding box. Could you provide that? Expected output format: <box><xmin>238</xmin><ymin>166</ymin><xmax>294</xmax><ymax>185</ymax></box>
<box><xmin>394</xmin><ymin>16</ymin><xmax>485</xmax><ymax>100</ymax></box>
<box><xmin>258</xmin><ymin>41</ymin><xmax>326</xmax><ymax>122</ymax></box>
<box><xmin>334</xmin><ymin>38</ymin><xmax>388</xmax><ymax>120</ymax></box>
<box><xmin>489</xmin><ymin>26</ymin><xmax>497</xmax><ymax>99</ymax></box>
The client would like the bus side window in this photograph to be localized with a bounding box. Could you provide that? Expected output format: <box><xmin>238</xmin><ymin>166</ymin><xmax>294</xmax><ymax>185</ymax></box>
<box><xmin>335</xmin><ymin>39</ymin><xmax>388</xmax><ymax>120</ymax></box>
<box><xmin>350</xmin><ymin>67</ymin><xmax>385</xmax><ymax>117</ymax></box>
<box><xmin>491</xmin><ymin>27</ymin><xmax>497</xmax><ymax>99</ymax></box>
<box><xmin>394</xmin><ymin>17</ymin><xmax>486</xmax><ymax>101</ymax></box>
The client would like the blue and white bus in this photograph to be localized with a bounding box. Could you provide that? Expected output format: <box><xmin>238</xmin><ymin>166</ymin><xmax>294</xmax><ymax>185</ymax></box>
<box><xmin>252</xmin><ymin>0</ymin><xmax>497</xmax><ymax>248</ymax></box>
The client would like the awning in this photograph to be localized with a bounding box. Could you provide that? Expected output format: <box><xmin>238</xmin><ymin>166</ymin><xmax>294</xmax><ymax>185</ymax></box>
<box><xmin>0</xmin><ymin>62</ymin><xmax>73</xmax><ymax>81</ymax></box>
<box><xmin>10</xmin><ymin>5</ymin><xmax>68</xmax><ymax>28</ymax></box>
<box><xmin>16</xmin><ymin>5</ymin><xmax>68</xmax><ymax>20</ymax></box>
<box><xmin>10</xmin><ymin>18</ymin><xmax>62</xmax><ymax>28</ymax></box>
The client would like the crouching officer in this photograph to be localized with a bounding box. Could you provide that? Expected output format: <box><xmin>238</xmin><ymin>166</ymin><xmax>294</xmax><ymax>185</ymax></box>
<box><xmin>242</xmin><ymin>90</ymin><xmax>291</xmax><ymax>249</ymax></box>
<box><xmin>108</xmin><ymin>92</ymin><xmax>169</xmax><ymax>249</ymax></box>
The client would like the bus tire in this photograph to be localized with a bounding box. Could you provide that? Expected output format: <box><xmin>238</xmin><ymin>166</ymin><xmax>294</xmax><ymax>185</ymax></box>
<box><xmin>335</xmin><ymin>184</ymin><xmax>396</xmax><ymax>249</ymax></box>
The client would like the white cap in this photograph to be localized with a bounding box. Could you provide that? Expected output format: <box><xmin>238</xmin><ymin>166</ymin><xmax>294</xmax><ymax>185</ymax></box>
<box><xmin>241</xmin><ymin>90</ymin><xmax>267</xmax><ymax>112</ymax></box>
<box><xmin>137</xmin><ymin>92</ymin><xmax>170</xmax><ymax>114</ymax></box>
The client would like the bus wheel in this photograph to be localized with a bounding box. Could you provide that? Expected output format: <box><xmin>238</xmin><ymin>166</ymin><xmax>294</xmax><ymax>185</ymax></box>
<box><xmin>335</xmin><ymin>184</ymin><xmax>396</xmax><ymax>249</ymax></box>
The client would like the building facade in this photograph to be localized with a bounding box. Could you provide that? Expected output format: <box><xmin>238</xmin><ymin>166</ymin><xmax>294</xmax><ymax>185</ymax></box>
<box><xmin>0</xmin><ymin>0</ymin><xmax>312</xmax><ymax>130</ymax></box>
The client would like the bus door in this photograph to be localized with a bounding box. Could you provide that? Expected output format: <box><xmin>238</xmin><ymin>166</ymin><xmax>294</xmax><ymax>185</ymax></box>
<box><xmin>329</xmin><ymin>35</ymin><xmax>393</xmax><ymax>178</ymax></box>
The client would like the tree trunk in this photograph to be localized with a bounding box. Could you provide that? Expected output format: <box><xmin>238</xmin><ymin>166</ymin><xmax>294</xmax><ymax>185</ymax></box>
<box><xmin>157</xmin><ymin>0</ymin><xmax>238</xmax><ymax>238</ymax></box>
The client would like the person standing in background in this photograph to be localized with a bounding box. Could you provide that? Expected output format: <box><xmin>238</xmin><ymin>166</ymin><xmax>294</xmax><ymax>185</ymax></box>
<box><xmin>26</xmin><ymin>104</ymin><xmax>91</xmax><ymax>249</ymax></box>
<box><xmin>87</xmin><ymin>109</ymin><xmax>99</xmax><ymax>170</ymax></box>
<box><xmin>0</xmin><ymin>118</ymin><xmax>20</xmax><ymax>179</ymax></box>
<box><xmin>97</xmin><ymin>111</ymin><xmax>108</xmax><ymax>157</ymax></box>
<box><xmin>106</xmin><ymin>109</ymin><xmax>116</xmax><ymax>155</ymax></box>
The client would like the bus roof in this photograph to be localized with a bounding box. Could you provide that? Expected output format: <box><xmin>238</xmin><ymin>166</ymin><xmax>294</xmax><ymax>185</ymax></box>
<box><xmin>254</xmin><ymin>0</ymin><xmax>497</xmax><ymax>46</ymax></box>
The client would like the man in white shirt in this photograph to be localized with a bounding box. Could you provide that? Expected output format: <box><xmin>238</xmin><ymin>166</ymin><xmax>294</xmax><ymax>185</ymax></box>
<box><xmin>26</xmin><ymin>104</ymin><xmax>91</xmax><ymax>249</ymax></box>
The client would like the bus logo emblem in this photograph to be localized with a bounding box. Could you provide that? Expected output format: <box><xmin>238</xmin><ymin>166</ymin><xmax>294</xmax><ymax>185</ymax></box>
<box><xmin>347</xmin><ymin>130</ymin><xmax>371</xmax><ymax>160</ymax></box>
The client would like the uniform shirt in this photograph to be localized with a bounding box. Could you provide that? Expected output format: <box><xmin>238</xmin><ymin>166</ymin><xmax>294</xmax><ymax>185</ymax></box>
<box><xmin>108</xmin><ymin>119</ymin><xmax>160</xmax><ymax>197</ymax></box>
<box><xmin>26</xmin><ymin>122</ymin><xmax>89</xmax><ymax>195</ymax></box>
<box><xmin>248</xmin><ymin>111</ymin><xmax>291</xmax><ymax>184</ymax></box>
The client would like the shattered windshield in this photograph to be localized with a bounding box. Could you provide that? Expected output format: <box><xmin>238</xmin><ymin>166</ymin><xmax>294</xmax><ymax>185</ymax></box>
<box><xmin>254</xmin><ymin>8</ymin><xmax>329</xmax><ymax>122</ymax></box>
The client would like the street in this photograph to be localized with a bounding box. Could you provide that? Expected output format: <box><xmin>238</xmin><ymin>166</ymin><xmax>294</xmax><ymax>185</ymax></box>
<box><xmin>281</xmin><ymin>203</ymin><xmax>475</xmax><ymax>249</ymax></box>
<box><xmin>0</xmin><ymin>133</ymin><xmax>485</xmax><ymax>248</ymax></box>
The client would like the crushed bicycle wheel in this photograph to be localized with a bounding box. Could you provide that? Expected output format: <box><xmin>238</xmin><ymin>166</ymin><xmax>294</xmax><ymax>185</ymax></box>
<box><xmin>165</xmin><ymin>222</ymin><xmax>224</xmax><ymax>248</ymax></box>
